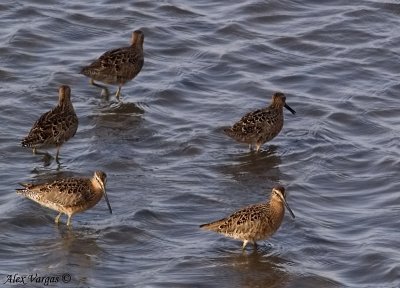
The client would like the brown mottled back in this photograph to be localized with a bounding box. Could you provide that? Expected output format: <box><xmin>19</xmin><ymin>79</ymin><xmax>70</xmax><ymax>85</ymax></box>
<box><xmin>81</xmin><ymin>30</ymin><xmax>144</xmax><ymax>85</ymax></box>
<box><xmin>21</xmin><ymin>85</ymin><xmax>78</xmax><ymax>149</ymax></box>
<box><xmin>224</xmin><ymin>92</ymin><xmax>295</xmax><ymax>151</ymax></box>
<box><xmin>200</xmin><ymin>186</ymin><xmax>295</xmax><ymax>249</ymax></box>
<box><xmin>16</xmin><ymin>170</ymin><xmax>111</xmax><ymax>226</ymax></box>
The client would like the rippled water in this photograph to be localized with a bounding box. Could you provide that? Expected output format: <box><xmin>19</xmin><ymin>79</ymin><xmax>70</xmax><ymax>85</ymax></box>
<box><xmin>1</xmin><ymin>0</ymin><xmax>400</xmax><ymax>287</ymax></box>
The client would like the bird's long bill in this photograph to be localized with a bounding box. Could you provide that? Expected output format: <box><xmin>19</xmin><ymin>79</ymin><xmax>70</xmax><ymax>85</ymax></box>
<box><xmin>278</xmin><ymin>195</ymin><xmax>295</xmax><ymax>219</ymax></box>
<box><xmin>102</xmin><ymin>187</ymin><xmax>113</xmax><ymax>214</ymax></box>
<box><xmin>284</xmin><ymin>103</ymin><xmax>296</xmax><ymax>115</ymax></box>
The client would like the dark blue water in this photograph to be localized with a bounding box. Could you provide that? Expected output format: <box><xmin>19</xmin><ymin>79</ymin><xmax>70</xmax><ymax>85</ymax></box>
<box><xmin>1</xmin><ymin>0</ymin><xmax>399</xmax><ymax>287</ymax></box>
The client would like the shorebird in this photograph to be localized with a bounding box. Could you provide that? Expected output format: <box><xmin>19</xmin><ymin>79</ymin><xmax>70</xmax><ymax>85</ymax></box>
<box><xmin>200</xmin><ymin>186</ymin><xmax>295</xmax><ymax>250</ymax></box>
<box><xmin>80</xmin><ymin>30</ymin><xmax>144</xmax><ymax>99</ymax></box>
<box><xmin>21</xmin><ymin>85</ymin><xmax>78</xmax><ymax>163</ymax></box>
<box><xmin>16</xmin><ymin>171</ymin><xmax>112</xmax><ymax>226</ymax></box>
<box><xmin>224</xmin><ymin>92</ymin><xmax>296</xmax><ymax>152</ymax></box>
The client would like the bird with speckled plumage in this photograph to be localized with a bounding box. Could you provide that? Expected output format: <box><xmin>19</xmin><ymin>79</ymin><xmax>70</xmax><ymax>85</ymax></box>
<box><xmin>21</xmin><ymin>85</ymin><xmax>78</xmax><ymax>163</ymax></box>
<box><xmin>81</xmin><ymin>30</ymin><xmax>144</xmax><ymax>99</ymax></box>
<box><xmin>16</xmin><ymin>171</ymin><xmax>112</xmax><ymax>226</ymax></box>
<box><xmin>224</xmin><ymin>92</ymin><xmax>296</xmax><ymax>152</ymax></box>
<box><xmin>200</xmin><ymin>186</ymin><xmax>295</xmax><ymax>250</ymax></box>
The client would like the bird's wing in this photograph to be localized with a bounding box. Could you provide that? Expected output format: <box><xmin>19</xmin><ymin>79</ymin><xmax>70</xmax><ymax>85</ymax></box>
<box><xmin>232</xmin><ymin>109</ymin><xmax>263</xmax><ymax>135</ymax></box>
<box><xmin>22</xmin><ymin>108</ymin><xmax>59</xmax><ymax>146</ymax></box>
<box><xmin>19</xmin><ymin>178</ymin><xmax>93</xmax><ymax>207</ymax></box>
<box><xmin>201</xmin><ymin>203</ymin><xmax>270</xmax><ymax>237</ymax></box>
<box><xmin>90</xmin><ymin>47</ymin><xmax>143</xmax><ymax>75</ymax></box>
<box><xmin>50</xmin><ymin>111</ymin><xmax>78</xmax><ymax>143</ymax></box>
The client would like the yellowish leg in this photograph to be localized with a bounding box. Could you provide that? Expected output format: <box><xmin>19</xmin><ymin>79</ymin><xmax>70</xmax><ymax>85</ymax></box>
<box><xmin>242</xmin><ymin>240</ymin><xmax>249</xmax><ymax>251</ymax></box>
<box><xmin>115</xmin><ymin>85</ymin><xmax>122</xmax><ymax>100</ymax></box>
<box><xmin>66</xmin><ymin>215</ymin><xmax>72</xmax><ymax>226</ymax></box>
<box><xmin>32</xmin><ymin>148</ymin><xmax>37</xmax><ymax>155</ymax></box>
<box><xmin>55</xmin><ymin>212</ymin><xmax>62</xmax><ymax>224</ymax></box>
<box><xmin>255</xmin><ymin>143</ymin><xmax>261</xmax><ymax>152</ymax></box>
<box><xmin>90</xmin><ymin>79</ymin><xmax>109</xmax><ymax>96</ymax></box>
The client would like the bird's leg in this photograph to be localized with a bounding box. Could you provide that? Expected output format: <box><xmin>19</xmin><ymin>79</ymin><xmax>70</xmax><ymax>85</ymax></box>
<box><xmin>255</xmin><ymin>143</ymin><xmax>261</xmax><ymax>152</ymax></box>
<box><xmin>90</xmin><ymin>79</ymin><xmax>109</xmax><ymax>96</ymax></box>
<box><xmin>54</xmin><ymin>212</ymin><xmax>62</xmax><ymax>224</ymax></box>
<box><xmin>115</xmin><ymin>85</ymin><xmax>122</xmax><ymax>100</ymax></box>
<box><xmin>242</xmin><ymin>240</ymin><xmax>249</xmax><ymax>251</ymax></box>
<box><xmin>55</xmin><ymin>146</ymin><xmax>61</xmax><ymax>164</ymax></box>
<box><xmin>249</xmin><ymin>144</ymin><xmax>253</xmax><ymax>151</ymax></box>
<box><xmin>32</xmin><ymin>148</ymin><xmax>37</xmax><ymax>155</ymax></box>
<box><xmin>66</xmin><ymin>215</ymin><xmax>72</xmax><ymax>226</ymax></box>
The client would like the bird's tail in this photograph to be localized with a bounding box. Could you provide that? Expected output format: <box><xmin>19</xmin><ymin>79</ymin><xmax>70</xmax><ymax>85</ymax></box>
<box><xmin>223</xmin><ymin>127</ymin><xmax>236</xmax><ymax>138</ymax></box>
<box><xmin>199</xmin><ymin>219</ymin><xmax>224</xmax><ymax>231</ymax></box>
<box><xmin>21</xmin><ymin>137</ymin><xmax>35</xmax><ymax>148</ymax></box>
<box><xmin>16</xmin><ymin>183</ymin><xmax>31</xmax><ymax>195</ymax></box>
<box><xmin>80</xmin><ymin>66</ymin><xmax>90</xmax><ymax>76</ymax></box>
<box><xmin>80</xmin><ymin>65</ymin><xmax>99</xmax><ymax>78</ymax></box>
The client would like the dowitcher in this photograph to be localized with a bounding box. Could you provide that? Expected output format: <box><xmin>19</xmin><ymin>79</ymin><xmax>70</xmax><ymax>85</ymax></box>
<box><xmin>80</xmin><ymin>30</ymin><xmax>144</xmax><ymax>99</ymax></box>
<box><xmin>21</xmin><ymin>85</ymin><xmax>78</xmax><ymax>162</ymax></box>
<box><xmin>224</xmin><ymin>92</ymin><xmax>296</xmax><ymax>152</ymax></box>
<box><xmin>200</xmin><ymin>186</ymin><xmax>295</xmax><ymax>250</ymax></box>
<box><xmin>16</xmin><ymin>171</ymin><xmax>112</xmax><ymax>226</ymax></box>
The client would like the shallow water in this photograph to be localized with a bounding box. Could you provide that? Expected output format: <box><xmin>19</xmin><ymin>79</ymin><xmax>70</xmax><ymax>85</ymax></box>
<box><xmin>1</xmin><ymin>0</ymin><xmax>400</xmax><ymax>287</ymax></box>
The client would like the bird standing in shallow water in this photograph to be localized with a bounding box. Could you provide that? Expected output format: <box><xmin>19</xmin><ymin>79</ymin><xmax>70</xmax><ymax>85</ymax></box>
<box><xmin>200</xmin><ymin>186</ymin><xmax>295</xmax><ymax>250</ymax></box>
<box><xmin>16</xmin><ymin>171</ymin><xmax>112</xmax><ymax>226</ymax></box>
<box><xmin>224</xmin><ymin>92</ymin><xmax>296</xmax><ymax>152</ymax></box>
<box><xmin>21</xmin><ymin>85</ymin><xmax>78</xmax><ymax>163</ymax></box>
<box><xmin>81</xmin><ymin>30</ymin><xmax>144</xmax><ymax>100</ymax></box>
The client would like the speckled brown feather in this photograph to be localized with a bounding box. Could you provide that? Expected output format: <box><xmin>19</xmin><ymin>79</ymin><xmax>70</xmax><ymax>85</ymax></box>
<box><xmin>17</xmin><ymin>178</ymin><xmax>97</xmax><ymax>209</ymax></box>
<box><xmin>200</xmin><ymin>186</ymin><xmax>295</xmax><ymax>249</ymax></box>
<box><xmin>21</xmin><ymin>85</ymin><xmax>78</xmax><ymax>152</ymax></box>
<box><xmin>224</xmin><ymin>92</ymin><xmax>295</xmax><ymax>151</ymax></box>
<box><xmin>200</xmin><ymin>202</ymin><xmax>284</xmax><ymax>241</ymax></box>
<box><xmin>16</xmin><ymin>171</ymin><xmax>111</xmax><ymax>226</ymax></box>
<box><xmin>81</xmin><ymin>30</ymin><xmax>144</xmax><ymax>85</ymax></box>
<box><xmin>224</xmin><ymin>108</ymin><xmax>283</xmax><ymax>143</ymax></box>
